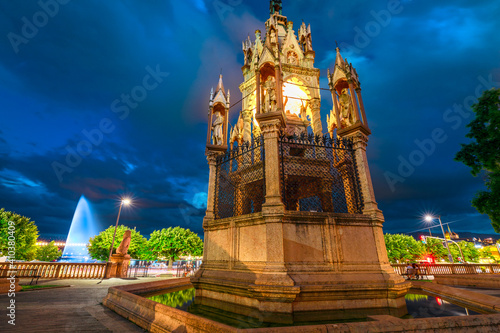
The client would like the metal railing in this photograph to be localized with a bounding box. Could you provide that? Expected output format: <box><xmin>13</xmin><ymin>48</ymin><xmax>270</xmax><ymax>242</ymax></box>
<box><xmin>0</xmin><ymin>262</ymin><xmax>106</xmax><ymax>279</ymax></box>
<box><xmin>392</xmin><ymin>263</ymin><xmax>500</xmax><ymax>276</ymax></box>
<box><xmin>279</xmin><ymin>132</ymin><xmax>364</xmax><ymax>214</ymax></box>
<box><xmin>215</xmin><ymin>135</ymin><xmax>265</xmax><ymax>220</ymax></box>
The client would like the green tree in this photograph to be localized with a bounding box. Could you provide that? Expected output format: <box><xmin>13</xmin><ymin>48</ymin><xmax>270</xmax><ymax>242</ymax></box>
<box><xmin>0</xmin><ymin>208</ymin><xmax>39</xmax><ymax>261</ymax></box>
<box><xmin>479</xmin><ymin>246</ymin><xmax>498</xmax><ymax>263</ymax></box>
<box><xmin>449</xmin><ymin>241</ymin><xmax>480</xmax><ymax>263</ymax></box>
<box><xmin>148</xmin><ymin>227</ymin><xmax>204</xmax><ymax>268</ymax></box>
<box><xmin>35</xmin><ymin>241</ymin><xmax>62</xmax><ymax>261</ymax></box>
<box><xmin>384</xmin><ymin>234</ymin><xmax>424</xmax><ymax>263</ymax></box>
<box><xmin>455</xmin><ymin>88</ymin><xmax>500</xmax><ymax>232</ymax></box>
<box><xmin>423</xmin><ymin>238</ymin><xmax>449</xmax><ymax>262</ymax></box>
<box><xmin>87</xmin><ymin>225</ymin><xmax>148</xmax><ymax>261</ymax></box>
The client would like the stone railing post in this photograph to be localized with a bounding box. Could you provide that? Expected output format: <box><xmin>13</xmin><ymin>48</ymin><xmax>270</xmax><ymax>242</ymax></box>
<box><xmin>260</xmin><ymin>119</ymin><xmax>284</xmax><ymax>212</ymax></box>
<box><xmin>55</xmin><ymin>264</ymin><xmax>62</xmax><ymax>278</ymax></box>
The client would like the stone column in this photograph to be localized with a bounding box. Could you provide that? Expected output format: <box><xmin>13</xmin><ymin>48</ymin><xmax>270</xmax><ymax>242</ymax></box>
<box><xmin>348</xmin><ymin>80</ymin><xmax>361</xmax><ymax>123</ymax></box>
<box><xmin>260</xmin><ymin>119</ymin><xmax>284</xmax><ymax>211</ymax></box>
<box><xmin>204</xmin><ymin>153</ymin><xmax>219</xmax><ymax>221</ymax></box>
<box><xmin>350</xmin><ymin>131</ymin><xmax>381</xmax><ymax>218</ymax></box>
<box><xmin>333</xmin><ymin>93</ymin><xmax>341</xmax><ymax>129</ymax></box>
<box><xmin>274</xmin><ymin>64</ymin><xmax>283</xmax><ymax>111</ymax></box>
<box><xmin>242</xmin><ymin>109</ymin><xmax>253</xmax><ymax>143</ymax></box>
<box><xmin>310</xmin><ymin>97</ymin><xmax>323</xmax><ymax>135</ymax></box>
<box><xmin>255</xmin><ymin>70</ymin><xmax>261</xmax><ymax>115</ymax></box>
<box><xmin>356</xmin><ymin>88</ymin><xmax>369</xmax><ymax>128</ymax></box>
<box><xmin>206</xmin><ymin>106</ymin><xmax>213</xmax><ymax>146</ymax></box>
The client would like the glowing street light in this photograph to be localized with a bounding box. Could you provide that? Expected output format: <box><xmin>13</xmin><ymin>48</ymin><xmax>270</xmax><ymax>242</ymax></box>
<box><xmin>108</xmin><ymin>198</ymin><xmax>132</xmax><ymax>262</ymax></box>
<box><xmin>425</xmin><ymin>214</ymin><xmax>454</xmax><ymax>263</ymax></box>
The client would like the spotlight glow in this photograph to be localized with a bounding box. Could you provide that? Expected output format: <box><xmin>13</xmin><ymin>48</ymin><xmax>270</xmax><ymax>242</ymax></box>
<box><xmin>282</xmin><ymin>80</ymin><xmax>309</xmax><ymax>116</ymax></box>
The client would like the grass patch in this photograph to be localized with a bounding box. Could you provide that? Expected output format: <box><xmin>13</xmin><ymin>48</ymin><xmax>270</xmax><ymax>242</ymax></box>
<box><xmin>21</xmin><ymin>284</ymin><xmax>62</xmax><ymax>291</ymax></box>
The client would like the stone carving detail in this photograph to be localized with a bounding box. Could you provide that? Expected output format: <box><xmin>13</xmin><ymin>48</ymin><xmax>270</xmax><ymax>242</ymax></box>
<box><xmin>299</xmin><ymin>101</ymin><xmax>308</xmax><ymax>121</ymax></box>
<box><xmin>230</xmin><ymin>115</ymin><xmax>244</xmax><ymax>144</ymax></box>
<box><xmin>270</xmin><ymin>29</ymin><xmax>276</xmax><ymax>43</ymax></box>
<box><xmin>285</xmin><ymin>124</ymin><xmax>306</xmax><ymax>137</ymax></box>
<box><xmin>116</xmin><ymin>230</ymin><xmax>131</xmax><ymax>255</ymax></box>
<box><xmin>310</xmin><ymin>98</ymin><xmax>320</xmax><ymax>111</ymax></box>
<box><xmin>339</xmin><ymin>88</ymin><xmax>354</xmax><ymax>127</ymax></box>
<box><xmin>263</xmin><ymin>77</ymin><xmax>277</xmax><ymax>113</ymax></box>
<box><xmin>326</xmin><ymin>110</ymin><xmax>337</xmax><ymax>135</ymax></box>
<box><xmin>260</xmin><ymin>119</ymin><xmax>281</xmax><ymax>134</ymax></box>
<box><xmin>287</xmin><ymin>51</ymin><xmax>298</xmax><ymax>65</ymax></box>
<box><xmin>212</xmin><ymin>111</ymin><xmax>224</xmax><ymax>145</ymax></box>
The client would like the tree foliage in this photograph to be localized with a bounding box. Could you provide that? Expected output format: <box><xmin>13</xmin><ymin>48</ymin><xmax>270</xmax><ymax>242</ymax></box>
<box><xmin>455</xmin><ymin>88</ymin><xmax>500</xmax><ymax>232</ymax></box>
<box><xmin>87</xmin><ymin>225</ymin><xmax>148</xmax><ymax>261</ymax></box>
<box><xmin>423</xmin><ymin>238</ymin><xmax>448</xmax><ymax>261</ymax></box>
<box><xmin>35</xmin><ymin>241</ymin><xmax>62</xmax><ymax>261</ymax></box>
<box><xmin>148</xmin><ymin>227</ymin><xmax>203</xmax><ymax>265</ymax></box>
<box><xmin>449</xmin><ymin>241</ymin><xmax>480</xmax><ymax>263</ymax></box>
<box><xmin>0</xmin><ymin>208</ymin><xmax>39</xmax><ymax>261</ymax></box>
<box><xmin>384</xmin><ymin>234</ymin><xmax>424</xmax><ymax>263</ymax></box>
<box><xmin>384</xmin><ymin>233</ymin><xmax>481</xmax><ymax>263</ymax></box>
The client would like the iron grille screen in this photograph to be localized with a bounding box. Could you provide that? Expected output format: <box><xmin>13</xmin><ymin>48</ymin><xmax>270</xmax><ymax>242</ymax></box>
<box><xmin>279</xmin><ymin>133</ymin><xmax>364</xmax><ymax>214</ymax></box>
<box><xmin>214</xmin><ymin>136</ymin><xmax>265</xmax><ymax>219</ymax></box>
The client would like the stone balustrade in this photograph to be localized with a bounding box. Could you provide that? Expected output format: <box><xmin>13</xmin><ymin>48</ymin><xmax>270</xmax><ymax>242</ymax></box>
<box><xmin>0</xmin><ymin>262</ymin><xmax>106</xmax><ymax>279</ymax></box>
<box><xmin>392</xmin><ymin>263</ymin><xmax>500</xmax><ymax>275</ymax></box>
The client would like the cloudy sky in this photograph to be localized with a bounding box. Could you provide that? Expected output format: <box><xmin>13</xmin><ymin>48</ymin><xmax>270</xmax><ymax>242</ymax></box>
<box><xmin>0</xmin><ymin>0</ymin><xmax>498</xmax><ymax>240</ymax></box>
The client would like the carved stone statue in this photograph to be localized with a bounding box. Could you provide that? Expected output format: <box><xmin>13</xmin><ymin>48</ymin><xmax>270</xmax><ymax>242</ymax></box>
<box><xmin>263</xmin><ymin>77</ymin><xmax>277</xmax><ymax>113</ymax></box>
<box><xmin>305</xmin><ymin>35</ymin><xmax>313</xmax><ymax>52</ymax></box>
<box><xmin>339</xmin><ymin>88</ymin><xmax>354</xmax><ymax>127</ymax></box>
<box><xmin>230</xmin><ymin>114</ymin><xmax>244</xmax><ymax>144</ymax></box>
<box><xmin>212</xmin><ymin>111</ymin><xmax>224</xmax><ymax>145</ymax></box>
<box><xmin>288</xmin><ymin>51</ymin><xmax>298</xmax><ymax>65</ymax></box>
<box><xmin>116</xmin><ymin>230</ymin><xmax>131</xmax><ymax>255</ymax></box>
<box><xmin>299</xmin><ymin>101</ymin><xmax>308</xmax><ymax>121</ymax></box>
<box><xmin>270</xmin><ymin>29</ymin><xmax>276</xmax><ymax>43</ymax></box>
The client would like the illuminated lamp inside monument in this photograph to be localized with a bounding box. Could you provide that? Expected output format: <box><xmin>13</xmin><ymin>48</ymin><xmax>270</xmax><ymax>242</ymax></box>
<box><xmin>283</xmin><ymin>78</ymin><xmax>310</xmax><ymax>116</ymax></box>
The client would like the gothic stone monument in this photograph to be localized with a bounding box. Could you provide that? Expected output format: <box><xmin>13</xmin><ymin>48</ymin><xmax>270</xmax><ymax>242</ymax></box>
<box><xmin>191</xmin><ymin>1</ymin><xmax>410</xmax><ymax>324</ymax></box>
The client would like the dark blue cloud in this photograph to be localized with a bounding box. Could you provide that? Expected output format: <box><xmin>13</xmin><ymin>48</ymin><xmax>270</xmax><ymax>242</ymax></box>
<box><xmin>0</xmin><ymin>0</ymin><xmax>498</xmax><ymax>241</ymax></box>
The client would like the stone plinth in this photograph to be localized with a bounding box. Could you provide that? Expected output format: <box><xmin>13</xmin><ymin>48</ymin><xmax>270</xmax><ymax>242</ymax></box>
<box><xmin>191</xmin><ymin>211</ymin><xmax>410</xmax><ymax>323</ymax></box>
<box><xmin>0</xmin><ymin>277</ymin><xmax>21</xmax><ymax>294</ymax></box>
<box><xmin>108</xmin><ymin>254</ymin><xmax>131</xmax><ymax>278</ymax></box>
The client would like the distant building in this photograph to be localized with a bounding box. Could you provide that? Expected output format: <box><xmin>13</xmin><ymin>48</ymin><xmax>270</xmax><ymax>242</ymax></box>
<box><xmin>483</xmin><ymin>237</ymin><xmax>495</xmax><ymax>245</ymax></box>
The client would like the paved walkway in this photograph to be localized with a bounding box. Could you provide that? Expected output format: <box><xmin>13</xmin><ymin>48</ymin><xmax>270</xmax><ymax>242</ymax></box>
<box><xmin>455</xmin><ymin>286</ymin><xmax>500</xmax><ymax>298</ymax></box>
<box><xmin>0</xmin><ymin>277</ymin><xmax>165</xmax><ymax>332</ymax></box>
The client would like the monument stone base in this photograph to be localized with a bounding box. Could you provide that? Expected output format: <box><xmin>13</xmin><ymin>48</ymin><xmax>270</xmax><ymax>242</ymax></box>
<box><xmin>191</xmin><ymin>211</ymin><xmax>410</xmax><ymax>323</ymax></box>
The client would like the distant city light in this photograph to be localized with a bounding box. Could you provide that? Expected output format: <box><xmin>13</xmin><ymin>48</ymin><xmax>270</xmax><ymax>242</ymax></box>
<box><xmin>36</xmin><ymin>241</ymin><xmax>88</xmax><ymax>247</ymax></box>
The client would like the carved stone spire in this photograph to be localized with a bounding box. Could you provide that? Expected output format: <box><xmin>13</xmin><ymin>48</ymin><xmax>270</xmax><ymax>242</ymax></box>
<box><xmin>216</xmin><ymin>74</ymin><xmax>225</xmax><ymax>96</ymax></box>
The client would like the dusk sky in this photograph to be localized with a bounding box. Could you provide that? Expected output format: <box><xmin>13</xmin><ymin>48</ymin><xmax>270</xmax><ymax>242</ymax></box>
<box><xmin>0</xmin><ymin>0</ymin><xmax>499</xmax><ymax>240</ymax></box>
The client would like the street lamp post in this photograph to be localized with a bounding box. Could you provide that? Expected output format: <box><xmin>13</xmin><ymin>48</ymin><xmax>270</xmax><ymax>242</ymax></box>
<box><xmin>425</xmin><ymin>215</ymin><xmax>454</xmax><ymax>263</ymax></box>
<box><xmin>98</xmin><ymin>198</ymin><xmax>131</xmax><ymax>283</ymax></box>
<box><xmin>108</xmin><ymin>198</ymin><xmax>131</xmax><ymax>262</ymax></box>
